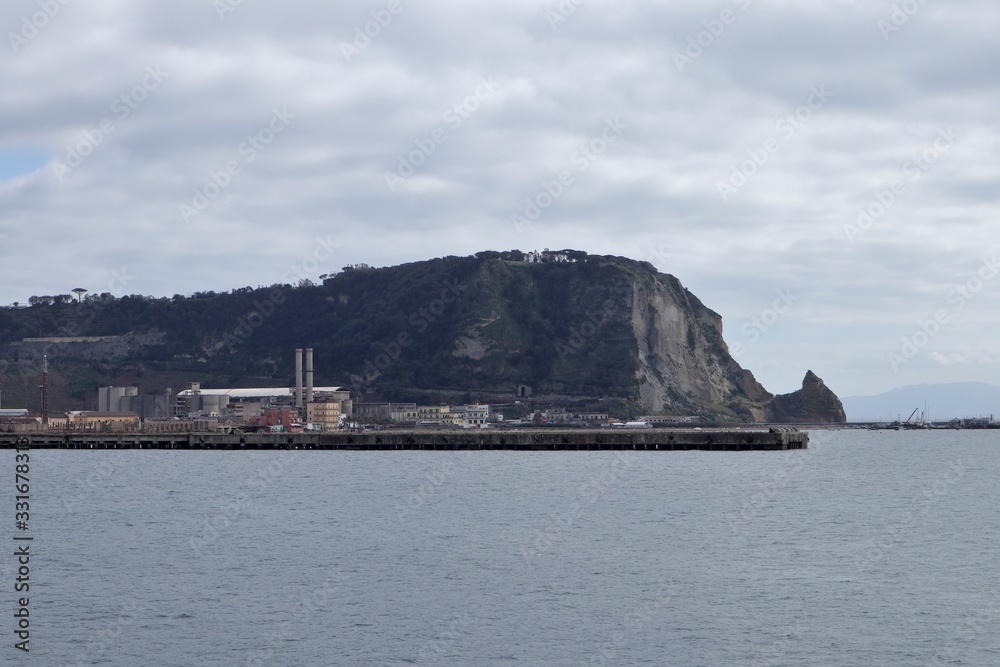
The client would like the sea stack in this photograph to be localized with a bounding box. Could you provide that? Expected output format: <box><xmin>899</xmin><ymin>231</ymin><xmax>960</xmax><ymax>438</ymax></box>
<box><xmin>765</xmin><ymin>370</ymin><xmax>847</xmax><ymax>424</ymax></box>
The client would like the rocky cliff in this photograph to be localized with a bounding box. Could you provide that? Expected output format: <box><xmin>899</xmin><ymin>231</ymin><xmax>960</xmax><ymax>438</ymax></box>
<box><xmin>765</xmin><ymin>370</ymin><xmax>847</xmax><ymax>423</ymax></box>
<box><xmin>0</xmin><ymin>249</ymin><xmax>845</xmax><ymax>422</ymax></box>
<box><xmin>626</xmin><ymin>270</ymin><xmax>772</xmax><ymax>418</ymax></box>
<box><xmin>428</xmin><ymin>251</ymin><xmax>838</xmax><ymax>422</ymax></box>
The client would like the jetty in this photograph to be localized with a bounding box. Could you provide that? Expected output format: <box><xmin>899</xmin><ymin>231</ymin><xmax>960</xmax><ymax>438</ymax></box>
<box><xmin>0</xmin><ymin>428</ymin><xmax>806</xmax><ymax>451</ymax></box>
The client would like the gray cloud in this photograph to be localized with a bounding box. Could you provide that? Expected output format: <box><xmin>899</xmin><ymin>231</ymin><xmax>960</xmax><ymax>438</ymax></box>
<box><xmin>1</xmin><ymin>0</ymin><xmax>998</xmax><ymax>397</ymax></box>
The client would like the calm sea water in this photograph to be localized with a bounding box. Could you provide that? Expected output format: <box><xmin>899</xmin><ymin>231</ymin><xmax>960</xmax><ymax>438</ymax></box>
<box><xmin>7</xmin><ymin>429</ymin><xmax>1000</xmax><ymax>666</ymax></box>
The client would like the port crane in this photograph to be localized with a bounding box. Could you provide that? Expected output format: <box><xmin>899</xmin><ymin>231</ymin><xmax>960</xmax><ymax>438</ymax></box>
<box><xmin>902</xmin><ymin>407</ymin><xmax>931</xmax><ymax>429</ymax></box>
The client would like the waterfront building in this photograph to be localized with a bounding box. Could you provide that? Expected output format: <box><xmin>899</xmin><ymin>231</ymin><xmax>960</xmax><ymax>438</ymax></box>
<box><xmin>452</xmin><ymin>403</ymin><xmax>491</xmax><ymax>428</ymax></box>
<box><xmin>98</xmin><ymin>386</ymin><xmax>138</xmax><ymax>412</ymax></box>
<box><xmin>354</xmin><ymin>402</ymin><xmax>418</xmax><ymax>423</ymax></box>
<box><xmin>175</xmin><ymin>384</ymin><xmax>351</xmax><ymax>419</ymax></box>
<box><xmin>98</xmin><ymin>387</ymin><xmax>171</xmax><ymax>420</ymax></box>
<box><xmin>306</xmin><ymin>400</ymin><xmax>343</xmax><ymax>430</ymax></box>
<box><xmin>417</xmin><ymin>404</ymin><xmax>453</xmax><ymax>425</ymax></box>
<box><xmin>68</xmin><ymin>411</ymin><xmax>141</xmax><ymax>431</ymax></box>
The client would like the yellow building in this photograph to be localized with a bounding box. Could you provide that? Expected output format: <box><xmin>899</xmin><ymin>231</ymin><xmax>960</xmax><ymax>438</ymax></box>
<box><xmin>306</xmin><ymin>400</ymin><xmax>342</xmax><ymax>430</ymax></box>
<box><xmin>144</xmin><ymin>419</ymin><xmax>210</xmax><ymax>432</ymax></box>
<box><xmin>416</xmin><ymin>404</ymin><xmax>490</xmax><ymax>427</ymax></box>
<box><xmin>69</xmin><ymin>411</ymin><xmax>141</xmax><ymax>431</ymax></box>
<box><xmin>417</xmin><ymin>405</ymin><xmax>454</xmax><ymax>425</ymax></box>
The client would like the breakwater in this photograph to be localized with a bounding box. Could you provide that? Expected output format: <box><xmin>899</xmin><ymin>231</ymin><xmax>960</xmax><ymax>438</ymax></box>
<box><xmin>0</xmin><ymin>428</ymin><xmax>806</xmax><ymax>451</ymax></box>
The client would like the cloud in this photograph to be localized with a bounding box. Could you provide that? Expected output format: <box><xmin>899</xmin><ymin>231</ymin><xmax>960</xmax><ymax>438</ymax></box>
<box><xmin>930</xmin><ymin>352</ymin><xmax>966</xmax><ymax>366</ymax></box>
<box><xmin>1</xmin><ymin>0</ymin><xmax>999</xmax><ymax>396</ymax></box>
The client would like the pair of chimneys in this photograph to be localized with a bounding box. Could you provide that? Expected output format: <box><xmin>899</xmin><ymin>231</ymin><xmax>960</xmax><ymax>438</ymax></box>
<box><xmin>294</xmin><ymin>348</ymin><xmax>314</xmax><ymax>407</ymax></box>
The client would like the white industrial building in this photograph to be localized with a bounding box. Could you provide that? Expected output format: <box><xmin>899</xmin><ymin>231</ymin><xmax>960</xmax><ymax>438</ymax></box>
<box><xmin>175</xmin><ymin>348</ymin><xmax>352</xmax><ymax>420</ymax></box>
<box><xmin>175</xmin><ymin>384</ymin><xmax>352</xmax><ymax>419</ymax></box>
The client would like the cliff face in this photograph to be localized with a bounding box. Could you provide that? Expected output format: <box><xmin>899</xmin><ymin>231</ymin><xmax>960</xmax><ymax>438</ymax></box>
<box><xmin>421</xmin><ymin>255</ymin><xmax>842</xmax><ymax>422</ymax></box>
<box><xmin>626</xmin><ymin>271</ymin><xmax>772</xmax><ymax>417</ymax></box>
<box><xmin>0</xmin><ymin>249</ymin><xmax>845</xmax><ymax>421</ymax></box>
<box><xmin>765</xmin><ymin>370</ymin><xmax>847</xmax><ymax>423</ymax></box>
<box><xmin>440</xmin><ymin>254</ymin><xmax>804</xmax><ymax>421</ymax></box>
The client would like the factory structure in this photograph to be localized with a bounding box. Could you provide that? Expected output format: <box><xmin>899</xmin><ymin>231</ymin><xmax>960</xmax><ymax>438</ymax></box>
<box><xmin>175</xmin><ymin>348</ymin><xmax>353</xmax><ymax>431</ymax></box>
<box><xmin>0</xmin><ymin>347</ymin><xmax>579</xmax><ymax>432</ymax></box>
<box><xmin>99</xmin><ymin>385</ymin><xmax>173</xmax><ymax>420</ymax></box>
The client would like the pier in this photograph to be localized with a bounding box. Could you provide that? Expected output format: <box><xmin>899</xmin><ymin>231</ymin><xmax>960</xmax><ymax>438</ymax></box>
<box><xmin>0</xmin><ymin>428</ymin><xmax>807</xmax><ymax>451</ymax></box>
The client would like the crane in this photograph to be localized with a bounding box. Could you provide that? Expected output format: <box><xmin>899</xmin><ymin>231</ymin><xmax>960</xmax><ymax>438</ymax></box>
<box><xmin>901</xmin><ymin>407</ymin><xmax>923</xmax><ymax>429</ymax></box>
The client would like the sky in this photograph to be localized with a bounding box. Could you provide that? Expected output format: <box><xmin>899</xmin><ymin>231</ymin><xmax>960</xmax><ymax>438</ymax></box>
<box><xmin>1</xmin><ymin>0</ymin><xmax>998</xmax><ymax>398</ymax></box>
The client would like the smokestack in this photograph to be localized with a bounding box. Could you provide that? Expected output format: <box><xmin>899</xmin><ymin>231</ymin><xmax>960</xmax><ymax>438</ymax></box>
<box><xmin>295</xmin><ymin>348</ymin><xmax>303</xmax><ymax>408</ymax></box>
<box><xmin>41</xmin><ymin>354</ymin><xmax>49</xmax><ymax>426</ymax></box>
<box><xmin>305</xmin><ymin>348</ymin><xmax>314</xmax><ymax>405</ymax></box>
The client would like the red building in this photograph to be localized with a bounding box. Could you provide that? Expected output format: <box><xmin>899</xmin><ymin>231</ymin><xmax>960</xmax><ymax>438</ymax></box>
<box><xmin>253</xmin><ymin>408</ymin><xmax>302</xmax><ymax>431</ymax></box>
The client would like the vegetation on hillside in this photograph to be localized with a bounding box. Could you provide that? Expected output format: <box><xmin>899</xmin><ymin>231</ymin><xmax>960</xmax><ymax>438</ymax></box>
<box><xmin>0</xmin><ymin>249</ymin><xmax>716</xmax><ymax>411</ymax></box>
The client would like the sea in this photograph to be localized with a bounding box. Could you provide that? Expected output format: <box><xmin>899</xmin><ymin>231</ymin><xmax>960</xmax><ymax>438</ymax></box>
<box><xmin>8</xmin><ymin>429</ymin><xmax>1000</xmax><ymax>666</ymax></box>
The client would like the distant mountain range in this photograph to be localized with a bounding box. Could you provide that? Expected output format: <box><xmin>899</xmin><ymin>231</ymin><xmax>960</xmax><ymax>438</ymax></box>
<box><xmin>841</xmin><ymin>382</ymin><xmax>1000</xmax><ymax>422</ymax></box>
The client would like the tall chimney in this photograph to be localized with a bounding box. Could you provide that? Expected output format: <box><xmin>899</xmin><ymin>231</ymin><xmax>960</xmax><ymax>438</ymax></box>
<box><xmin>305</xmin><ymin>347</ymin><xmax>314</xmax><ymax>405</ymax></box>
<box><xmin>295</xmin><ymin>348</ymin><xmax>303</xmax><ymax>408</ymax></box>
<box><xmin>41</xmin><ymin>354</ymin><xmax>49</xmax><ymax>426</ymax></box>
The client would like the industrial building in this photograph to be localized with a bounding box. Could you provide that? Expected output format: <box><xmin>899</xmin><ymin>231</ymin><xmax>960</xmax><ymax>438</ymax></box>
<box><xmin>175</xmin><ymin>384</ymin><xmax>352</xmax><ymax>420</ymax></box>
<box><xmin>353</xmin><ymin>402</ymin><xmax>492</xmax><ymax>428</ymax></box>
<box><xmin>98</xmin><ymin>386</ymin><xmax>172</xmax><ymax>420</ymax></box>
<box><xmin>174</xmin><ymin>348</ymin><xmax>352</xmax><ymax>424</ymax></box>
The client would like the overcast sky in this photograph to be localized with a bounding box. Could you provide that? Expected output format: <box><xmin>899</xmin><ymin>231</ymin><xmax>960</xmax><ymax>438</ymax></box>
<box><xmin>1</xmin><ymin>0</ymin><xmax>998</xmax><ymax>398</ymax></box>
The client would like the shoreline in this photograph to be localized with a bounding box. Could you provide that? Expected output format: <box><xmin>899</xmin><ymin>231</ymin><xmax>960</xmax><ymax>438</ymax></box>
<box><xmin>0</xmin><ymin>428</ymin><xmax>808</xmax><ymax>451</ymax></box>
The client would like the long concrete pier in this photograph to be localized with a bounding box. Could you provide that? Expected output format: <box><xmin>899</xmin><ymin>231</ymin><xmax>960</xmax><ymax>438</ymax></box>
<box><xmin>0</xmin><ymin>428</ymin><xmax>807</xmax><ymax>451</ymax></box>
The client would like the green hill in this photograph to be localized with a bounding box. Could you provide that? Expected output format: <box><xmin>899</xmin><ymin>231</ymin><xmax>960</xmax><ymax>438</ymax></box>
<box><xmin>0</xmin><ymin>249</ymin><xmax>844</xmax><ymax>422</ymax></box>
